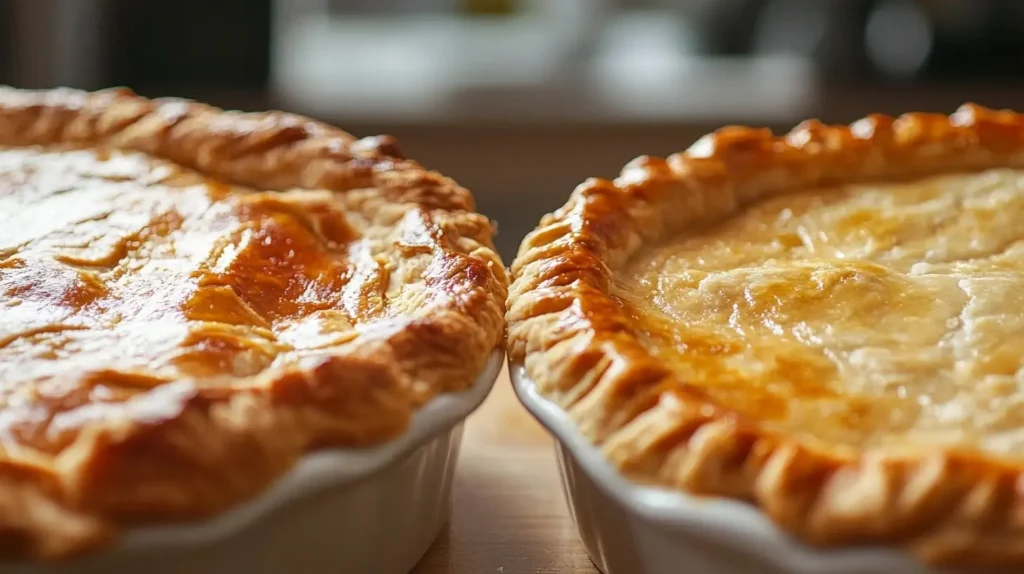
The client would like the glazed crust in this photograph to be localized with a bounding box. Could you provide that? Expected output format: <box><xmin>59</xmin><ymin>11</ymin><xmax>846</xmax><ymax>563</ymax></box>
<box><xmin>507</xmin><ymin>104</ymin><xmax>1024</xmax><ymax>567</ymax></box>
<box><xmin>0</xmin><ymin>87</ymin><xmax>506</xmax><ymax>558</ymax></box>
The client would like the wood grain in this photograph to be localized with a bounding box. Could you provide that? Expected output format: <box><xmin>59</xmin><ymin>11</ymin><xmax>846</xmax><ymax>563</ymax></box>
<box><xmin>411</xmin><ymin>365</ymin><xmax>599</xmax><ymax>574</ymax></box>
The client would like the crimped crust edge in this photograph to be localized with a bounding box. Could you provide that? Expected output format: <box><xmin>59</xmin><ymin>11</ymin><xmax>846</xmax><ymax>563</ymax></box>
<box><xmin>0</xmin><ymin>87</ymin><xmax>507</xmax><ymax>559</ymax></box>
<box><xmin>507</xmin><ymin>103</ymin><xmax>1024</xmax><ymax>567</ymax></box>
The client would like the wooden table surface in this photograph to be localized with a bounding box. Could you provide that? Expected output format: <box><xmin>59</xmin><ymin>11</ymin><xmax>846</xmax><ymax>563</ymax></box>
<box><xmin>411</xmin><ymin>365</ymin><xmax>599</xmax><ymax>574</ymax></box>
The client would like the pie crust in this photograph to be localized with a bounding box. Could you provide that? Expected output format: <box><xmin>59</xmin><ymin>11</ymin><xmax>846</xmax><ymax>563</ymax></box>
<box><xmin>0</xmin><ymin>87</ymin><xmax>506</xmax><ymax>558</ymax></box>
<box><xmin>507</xmin><ymin>104</ymin><xmax>1024</xmax><ymax>567</ymax></box>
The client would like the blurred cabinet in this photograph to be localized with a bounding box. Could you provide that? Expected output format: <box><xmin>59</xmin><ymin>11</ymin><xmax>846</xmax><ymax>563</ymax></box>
<box><xmin>1</xmin><ymin>0</ymin><xmax>271</xmax><ymax>104</ymax></box>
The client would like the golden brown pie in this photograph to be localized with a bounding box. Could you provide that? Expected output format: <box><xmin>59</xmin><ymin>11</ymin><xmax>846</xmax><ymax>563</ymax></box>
<box><xmin>0</xmin><ymin>87</ymin><xmax>506</xmax><ymax>558</ymax></box>
<box><xmin>507</xmin><ymin>105</ymin><xmax>1024</xmax><ymax>567</ymax></box>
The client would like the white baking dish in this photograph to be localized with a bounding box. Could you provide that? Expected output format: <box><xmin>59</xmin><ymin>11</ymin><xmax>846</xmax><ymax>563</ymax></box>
<box><xmin>511</xmin><ymin>364</ymin><xmax>969</xmax><ymax>574</ymax></box>
<box><xmin>2</xmin><ymin>350</ymin><xmax>503</xmax><ymax>574</ymax></box>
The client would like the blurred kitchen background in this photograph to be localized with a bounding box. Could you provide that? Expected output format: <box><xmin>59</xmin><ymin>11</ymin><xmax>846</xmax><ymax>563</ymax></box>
<box><xmin>2</xmin><ymin>0</ymin><xmax>1023</xmax><ymax>259</ymax></box>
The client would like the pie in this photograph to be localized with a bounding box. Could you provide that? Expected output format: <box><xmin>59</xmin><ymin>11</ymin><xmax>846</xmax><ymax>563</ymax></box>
<box><xmin>507</xmin><ymin>105</ymin><xmax>1024</xmax><ymax>567</ymax></box>
<box><xmin>0</xmin><ymin>87</ymin><xmax>506</xmax><ymax>558</ymax></box>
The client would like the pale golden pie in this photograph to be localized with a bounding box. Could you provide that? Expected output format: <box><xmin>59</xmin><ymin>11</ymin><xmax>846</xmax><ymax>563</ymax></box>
<box><xmin>507</xmin><ymin>105</ymin><xmax>1024</xmax><ymax>567</ymax></box>
<box><xmin>0</xmin><ymin>87</ymin><xmax>506</xmax><ymax>558</ymax></box>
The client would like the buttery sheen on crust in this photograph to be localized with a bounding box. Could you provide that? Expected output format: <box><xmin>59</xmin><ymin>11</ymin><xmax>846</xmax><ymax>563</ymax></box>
<box><xmin>507</xmin><ymin>105</ymin><xmax>1024</xmax><ymax>568</ymax></box>
<box><xmin>0</xmin><ymin>87</ymin><xmax>506</xmax><ymax>558</ymax></box>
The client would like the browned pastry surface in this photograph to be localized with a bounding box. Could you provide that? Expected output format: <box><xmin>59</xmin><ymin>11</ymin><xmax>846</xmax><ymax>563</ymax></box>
<box><xmin>0</xmin><ymin>87</ymin><xmax>506</xmax><ymax>558</ymax></box>
<box><xmin>507</xmin><ymin>104</ymin><xmax>1024</xmax><ymax>567</ymax></box>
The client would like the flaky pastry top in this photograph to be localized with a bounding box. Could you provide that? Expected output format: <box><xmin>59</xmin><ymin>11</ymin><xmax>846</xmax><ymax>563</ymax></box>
<box><xmin>618</xmin><ymin>167</ymin><xmax>1024</xmax><ymax>454</ymax></box>
<box><xmin>508</xmin><ymin>104</ymin><xmax>1024</xmax><ymax>567</ymax></box>
<box><xmin>0</xmin><ymin>87</ymin><xmax>506</xmax><ymax>558</ymax></box>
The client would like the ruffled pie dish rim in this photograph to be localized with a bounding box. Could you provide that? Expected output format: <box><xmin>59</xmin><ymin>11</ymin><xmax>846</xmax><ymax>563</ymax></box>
<box><xmin>505</xmin><ymin>104</ymin><xmax>1024</xmax><ymax>568</ymax></box>
<box><xmin>12</xmin><ymin>350</ymin><xmax>503</xmax><ymax>574</ymax></box>
<box><xmin>114</xmin><ymin>350</ymin><xmax>500</xmax><ymax>551</ymax></box>
<box><xmin>0</xmin><ymin>86</ymin><xmax>507</xmax><ymax>559</ymax></box>
<box><xmin>512</xmin><ymin>363</ymin><xmax>956</xmax><ymax>574</ymax></box>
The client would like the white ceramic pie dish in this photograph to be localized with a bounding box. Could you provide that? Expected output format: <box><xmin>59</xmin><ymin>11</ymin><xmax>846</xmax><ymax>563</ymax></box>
<box><xmin>510</xmin><ymin>364</ymin><xmax>973</xmax><ymax>574</ymax></box>
<box><xmin>0</xmin><ymin>350</ymin><xmax>503</xmax><ymax>574</ymax></box>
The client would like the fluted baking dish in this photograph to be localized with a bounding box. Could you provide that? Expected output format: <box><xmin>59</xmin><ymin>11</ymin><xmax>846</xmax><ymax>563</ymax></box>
<box><xmin>511</xmin><ymin>364</ymin><xmax>966</xmax><ymax>574</ymax></box>
<box><xmin>0</xmin><ymin>351</ymin><xmax>503</xmax><ymax>574</ymax></box>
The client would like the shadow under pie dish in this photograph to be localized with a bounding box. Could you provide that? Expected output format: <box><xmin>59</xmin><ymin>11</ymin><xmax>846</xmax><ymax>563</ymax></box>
<box><xmin>0</xmin><ymin>87</ymin><xmax>506</xmax><ymax>572</ymax></box>
<box><xmin>507</xmin><ymin>104</ymin><xmax>1024</xmax><ymax>572</ymax></box>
